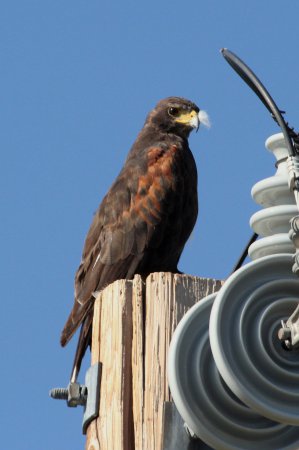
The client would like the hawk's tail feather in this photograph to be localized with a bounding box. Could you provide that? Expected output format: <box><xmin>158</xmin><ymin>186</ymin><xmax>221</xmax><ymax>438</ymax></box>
<box><xmin>60</xmin><ymin>319</ymin><xmax>77</xmax><ymax>347</ymax></box>
<box><xmin>70</xmin><ymin>313</ymin><xmax>93</xmax><ymax>383</ymax></box>
<box><xmin>60</xmin><ymin>300</ymin><xmax>94</xmax><ymax>347</ymax></box>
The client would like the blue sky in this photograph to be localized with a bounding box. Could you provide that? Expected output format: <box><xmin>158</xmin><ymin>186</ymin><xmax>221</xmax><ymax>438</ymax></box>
<box><xmin>2</xmin><ymin>1</ymin><xmax>299</xmax><ymax>448</ymax></box>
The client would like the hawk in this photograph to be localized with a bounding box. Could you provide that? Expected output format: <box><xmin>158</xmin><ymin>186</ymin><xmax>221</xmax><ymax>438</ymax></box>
<box><xmin>61</xmin><ymin>97</ymin><xmax>210</xmax><ymax>382</ymax></box>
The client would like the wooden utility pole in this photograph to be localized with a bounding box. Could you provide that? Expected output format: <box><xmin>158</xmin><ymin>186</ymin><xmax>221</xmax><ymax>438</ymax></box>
<box><xmin>85</xmin><ymin>272</ymin><xmax>222</xmax><ymax>450</ymax></box>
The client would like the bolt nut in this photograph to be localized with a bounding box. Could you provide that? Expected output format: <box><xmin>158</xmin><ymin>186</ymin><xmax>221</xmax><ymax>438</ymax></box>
<box><xmin>278</xmin><ymin>327</ymin><xmax>291</xmax><ymax>341</ymax></box>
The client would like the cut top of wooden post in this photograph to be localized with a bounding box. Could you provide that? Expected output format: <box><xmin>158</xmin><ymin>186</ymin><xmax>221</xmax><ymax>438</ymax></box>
<box><xmin>85</xmin><ymin>273</ymin><xmax>222</xmax><ymax>450</ymax></box>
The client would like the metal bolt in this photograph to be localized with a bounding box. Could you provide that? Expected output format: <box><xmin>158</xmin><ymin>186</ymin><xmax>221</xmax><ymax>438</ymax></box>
<box><xmin>50</xmin><ymin>382</ymin><xmax>88</xmax><ymax>407</ymax></box>
<box><xmin>50</xmin><ymin>388</ymin><xmax>68</xmax><ymax>400</ymax></box>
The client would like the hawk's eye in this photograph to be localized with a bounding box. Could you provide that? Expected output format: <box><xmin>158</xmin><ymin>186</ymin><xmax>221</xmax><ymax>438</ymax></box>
<box><xmin>168</xmin><ymin>107</ymin><xmax>179</xmax><ymax>117</ymax></box>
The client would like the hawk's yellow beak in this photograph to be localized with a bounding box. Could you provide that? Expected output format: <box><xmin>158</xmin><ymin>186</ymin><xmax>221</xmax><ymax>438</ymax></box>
<box><xmin>175</xmin><ymin>110</ymin><xmax>200</xmax><ymax>131</ymax></box>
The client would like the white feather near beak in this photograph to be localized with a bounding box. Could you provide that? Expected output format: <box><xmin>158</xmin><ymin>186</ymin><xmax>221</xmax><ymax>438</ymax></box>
<box><xmin>198</xmin><ymin>110</ymin><xmax>211</xmax><ymax>129</ymax></box>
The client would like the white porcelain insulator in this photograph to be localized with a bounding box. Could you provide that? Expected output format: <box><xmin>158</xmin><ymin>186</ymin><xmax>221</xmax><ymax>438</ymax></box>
<box><xmin>249</xmin><ymin>133</ymin><xmax>296</xmax><ymax>260</ymax></box>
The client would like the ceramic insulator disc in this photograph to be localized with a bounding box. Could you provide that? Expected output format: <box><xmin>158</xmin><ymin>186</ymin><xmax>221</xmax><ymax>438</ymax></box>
<box><xmin>209</xmin><ymin>254</ymin><xmax>299</xmax><ymax>425</ymax></box>
<box><xmin>168</xmin><ymin>293</ymin><xmax>299</xmax><ymax>449</ymax></box>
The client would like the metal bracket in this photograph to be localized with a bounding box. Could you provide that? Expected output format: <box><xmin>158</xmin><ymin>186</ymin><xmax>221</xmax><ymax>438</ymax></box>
<box><xmin>162</xmin><ymin>402</ymin><xmax>212</xmax><ymax>450</ymax></box>
<box><xmin>278</xmin><ymin>304</ymin><xmax>299</xmax><ymax>350</ymax></box>
<box><xmin>82</xmin><ymin>362</ymin><xmax>102</xmax><ymax>434</ymax></box>
<box><xmin>279</xmin><ymin>215</ymin><xmax>299</xmax><ymax>349</ymax></box>
<box><xmin>50</xmin><ymin>362</ymin><xmax>102</xmax><ymax>434</ymax></box>
<box><xmin>288</xmin><ymin>216</ymin><xmax>299</xmax><ymax>276</ymax></box>
<box><xmin>287</xmin><ymin>156</ymin><xmax>299</xmax><ymax>196</ymax></box>
<box><xmin>289</xmin><ymin>216</ymin><xmax>299</xmax><ymax>247</ymax></box>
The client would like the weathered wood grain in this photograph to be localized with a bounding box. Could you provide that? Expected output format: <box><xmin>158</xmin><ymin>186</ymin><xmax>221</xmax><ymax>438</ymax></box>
<box><xmin>85</xmin><ymin>274</ymin><xmax>222</xmax><ymax>450</ymax></box>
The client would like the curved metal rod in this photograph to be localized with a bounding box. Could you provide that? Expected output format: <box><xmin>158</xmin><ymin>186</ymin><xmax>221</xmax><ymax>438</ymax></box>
<box><xmin>221</xmin><ymin>48</ymin><xmax>295</xmax><ymax>157</ymax></box>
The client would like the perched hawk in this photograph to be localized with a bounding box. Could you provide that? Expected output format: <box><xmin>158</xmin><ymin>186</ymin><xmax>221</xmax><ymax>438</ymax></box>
<box><xmin>61</xmin><ymin>97</ymin><xmax>210</xmax><ymax>382</ymax></box>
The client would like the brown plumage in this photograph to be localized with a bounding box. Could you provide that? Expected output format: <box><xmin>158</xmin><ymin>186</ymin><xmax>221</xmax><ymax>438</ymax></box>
<box><xmin>61</xmin><ymin>96</ymin><xmax>208</xmax><ymax>382</ymax></box>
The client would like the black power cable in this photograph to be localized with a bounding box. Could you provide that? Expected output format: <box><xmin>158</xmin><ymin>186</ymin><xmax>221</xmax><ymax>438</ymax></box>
<box><xmin>221</xmin><ymin>48</ymin><xmax>299</xmax><ymax>272</ymax></box>
<box><xmin>221</xmin><ymin>49</ymin><xmax>296</xmax><ymax>157</ymax></box>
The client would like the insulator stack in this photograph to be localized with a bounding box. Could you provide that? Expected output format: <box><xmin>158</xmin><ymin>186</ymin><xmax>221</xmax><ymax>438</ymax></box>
<box><xmin>168</xmin><ymin>133</ymin><xmax>299</xmax><ymax>449</ymax></box>
<box><xmin>249</xmin><ymin>133</ymin><xmax>296</xmax><ymax>260</ymax></box>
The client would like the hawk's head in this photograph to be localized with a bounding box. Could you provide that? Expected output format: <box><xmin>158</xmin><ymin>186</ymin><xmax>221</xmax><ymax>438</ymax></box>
<box><xmin>146</xmin><ymin>97</ymin><xmax>210</xmax><ymax>138</ymax></box>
